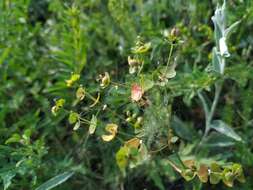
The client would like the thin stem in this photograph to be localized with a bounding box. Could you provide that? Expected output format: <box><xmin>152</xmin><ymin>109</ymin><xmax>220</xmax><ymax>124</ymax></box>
<box><xmin>164</xmin><ymin>43</ymin><xmax>174</xmax><ymax>76</ymax></box>
<box><xmin>202</xmin><ymin>82</ymin><xmax>223</xmax><ymax>140</ymax></box>
<box><xmin>197</xmin><ymin>91</ymin><xmax>209</xmax><ymax>124</ymax></box>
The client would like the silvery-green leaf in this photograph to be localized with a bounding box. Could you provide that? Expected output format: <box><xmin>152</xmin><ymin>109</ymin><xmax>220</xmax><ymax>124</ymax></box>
<box><xmin>159</xmin><ymin>65</ymin><xmax>176</xmax><ymax>79</ymax></box>
<box><xmin>224</xmin><ymin>20</ymin><xmax>241</xmax><ymax>38</ymax></box>
<box><xmin>210</xmin><ymin>120</ymin><xmax>242</xmax><ymax>141</ymax></box>
<box><xmin>141</xmin><ymin>77</ymin><xmax>154</xmax><ymax>92</ymax></box>
<box><xmin>219</xmin><ymin>37</ymin><xmax>230</xmax><ymax>57</ymax></box>
<box><xmin>35</xmin><ymin>172</ymin><xmax>74</xmax><ymax>190</ymax></box>
<box><xmin>73</xmin><ymin>120</ymin><xmax>80</xmax><ymax>131</ymax></box>
<box><xmin>89</xmin><ymin>115</ymin><xmax>97</xmax><ymax>134</ymax></box>
<box><xmin>212</xmin><ymin>47</ymin><xmax>221</xmax><ymax>73</ymax></box>
<box><xmin>211</xmin><ymin>1</ymin><xmax>226</xmax><ymax>46</ymax></box>
<box><xmin>0</xmin><ymin>171</ymin><xmax>15</xmax><ymax>190</ymax></box>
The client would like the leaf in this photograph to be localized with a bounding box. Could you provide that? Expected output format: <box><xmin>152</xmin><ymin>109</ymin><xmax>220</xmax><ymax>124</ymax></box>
<box><xmin>181</xmin><ymin>169</ymin><xmax>196</xmax><ymax>181</ymax></box>
<box><xmin>212</xmin><ymin>47</ymin><xmax>221</xmax><ymax>73</ymax></box>
<box><xmin>232</xmin><ymin>164</ymin><xmax>245</xmax><ymax>183</ymax></box>
<box><xmin>171</xmin><ymin>116</ymin><xmax>196</xmax><ymax>141</ymax></box>
<box><xmin>132</xmin><ymin>42</ymin><xmax>151</xmax><ymax>54</ymax></box>
<box><xmin>101</xmin><ymin>123</ymin><xmax>118</xmax><ymax>142</ymax></box>
<box><xmin>140</xmin><ymin>77</ymin><xmax>154</xmax><ymax>92</ymax></box>
<box><xmin>125</xmin><ymin>138</ymin><xmax>141</xmax><ymax>149</ymax></box>
<box><xmin>116</xmin><ymin>146</ymin><xmax>129</xmax><ymax>172</ymax></box>
<box><xmin>89</xmin><ymin>93</ymin><xmax>100</xmax><ymax>108</ymax></box>
<box><xmin>197</xmin><ymin>164</ymin><xmax>208</xmax><ymax>183</ymax></box>
<box><xmin>222</xmin><ymin>168</ymin><xmax>234</xmax><ymax>187</ymax></box>
<box><xmin>210</xmin><ymin>120</ymin><xmax>242</xmax><ymax>141</ymax></box>
<box><xmin>5</xmin><ymin>134</ymin><xmax>21</xmax><ymax>144</ymax></box>
<box><xmin>68</xmin><ymin>111</ymin><xmax>79</xmax><ymax>125</ymax></box>
<box><xmin>56</xmin><ymin>99</ymin><xmax>65</xmax><ymax>107</ymax></box>
<box><xmin>0</xmin><ymin>171</ymin><xmax>15</xmax><ymax>190</ymax></box>
<box><xmin>202</xmin><ymin>131</ymin><xmax>235</xmax><ymax>147</ymax></box>
<box><xmin>73</xmin><ymin>121</ymin><xmax>80</xmax><ymax>131</ymax></box>
<box><xmin>0</xmin><ymin>47</ymin><xmax>11</xmax><ymax>65</ymax></box>
<box><xmin>100</xmin><ymin>72</ymin><xmax>110</xmax><ymax>89</ymax></box>
<box><xmin>66</xmin><ymin>74</ymin><xmax>80</xmax><ymax>87</ymax></box>
<box><xmin>89</xmin><ymin>115</ymin><xmax>97</xmax><ymax>134</ymax></box>
<box><xmin>209</xmin><ymin>163</ymin><xmax>222</xmax><ymax>185</ymax></box>
<box><xmin>183</xmin><ymin>160</ymin><xmax>195</xmax><ymax>169</ymax></box>
<box><xmin>219</xmin><ymin>37</ymin><xmax>230</xmax><ymax>57</ymax></box>
<box><xmin>35</xmin><ymin>172</ymin><xmax>74</xmax><ymax>190</ymax></box>
<box><xmin>76</xmin><ymin>86</ymin><xmax>85</xmax><ymax>101</ymax></box>
<box><xmin>159</xmin><ymin>65</ymin><xmax>176</xmax><ymax>80</ymax></box>
<box><xmin>149</xmin><ymin>170</ymin><xmax>165</xmax><ymax>190</ymax></box>
<box><xmin>224</xmin><ymin>20</ymin><xmax>241</xmax><ymax>39</ymax></box>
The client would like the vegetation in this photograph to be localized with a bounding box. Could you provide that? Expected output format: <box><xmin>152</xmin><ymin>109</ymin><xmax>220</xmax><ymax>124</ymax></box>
<box><xmin>1</xmin><ymin>0</ymin><xmax>253</xmax><ymax>189</ymax></box>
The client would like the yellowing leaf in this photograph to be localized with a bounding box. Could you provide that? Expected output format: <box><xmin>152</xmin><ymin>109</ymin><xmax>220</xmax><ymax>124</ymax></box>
<box><xmin>125</xmin><ymin>138</ymin><xmax>141</xmax><ymax>149</ymax></box>
<box><xmin>222</xmin><ymin>168</ymin><xmax>234</xmax><ymax>187</ymax></box>
<box><xmin>51</xmin><ymin>99</ymin><xmax>65</xmax><ymax>116</ymax></box>
<box><xmin>210</xmin><ymin>163</ymin><xmax>222</xmax><ymax>184</ymax></box>
<box><xmin>101</xmin><ymin>123</ymin><xmax>118</xmax><ymax>142</ymax></box>
<box><xmin>132</xmin><ymin>42</ymin><xmax>151</xmax><ymax>54</ymax></box>
<box><xmin>76</xmin><ymin>86</ymin><xmax>85</xmax><ymax>101</ymax></box>
<box><xmin>89</xmin><ymin>93</ymin><xmax>100</xmax><ymax>108</ymax></box>
<box><xmin>181</xmin><ymin>169</ymin><xmax>196</xmax><ymax>181</ymax></box>
<box><xmin>66</xmin><ymin>74</ymin><xmax>80</xmax><ymax>87</ymax></box>
<box><xmin>68</xmin><ymin>111</ymin><xmax>79</xmax><ymax>124</ymax></box>
<box><xmin>100</xmin><ymin>72</ymin><xmax>110</xmax><ymax>89</ymax></box>
<box><xmin>183</xmin><ymin>160</ymin><xmax>195</xmax><ymax>170</ymax></box>
<box><xmin>56</xmin><ymin>98</ymin><xmax>65</xmax><ymax>108</ymax></box>
<box><xmin>197</xmin><ymin>164</ymin><xmax>209</xmax><ymax>183</ymax></box>
<box><xmin>116</xmin><ymin>146</ymin><xmax>129</xmax><ymax>172</ymax></box>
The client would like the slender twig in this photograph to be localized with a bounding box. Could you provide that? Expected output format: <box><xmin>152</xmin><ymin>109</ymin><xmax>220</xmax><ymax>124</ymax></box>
<box><xmin>164</xmin><ymin>43</ymin><xmax>174</xmax><ymax>77</ymax></box>
<box><xmin>197</xmin><ymin>91</ymin><xmax>209</xmax><ymax>126</ymax></box>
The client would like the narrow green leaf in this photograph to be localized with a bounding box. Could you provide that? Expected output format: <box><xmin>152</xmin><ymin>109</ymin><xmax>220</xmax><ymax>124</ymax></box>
<box><xmin>212</xmin><ymin>47</ymin><xmax>221</xmax><ymax>73</ymax></box>
<box><xmin>89</xmin><ymin>115</ymin><xmax>97</xmax><ymax>134</ymax></box>
<box><xmin>35</xmin><ymin>172</ymin><xmax>74</xmax><ymax>190</ymax></box>
<box><xmin>210</xmin><ymin>120</ymin><xmax>242</xmax><ymax>141</ymax></box>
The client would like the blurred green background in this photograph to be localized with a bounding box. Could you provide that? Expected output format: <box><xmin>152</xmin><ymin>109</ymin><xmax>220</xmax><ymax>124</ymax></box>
<box><xmin>0</xmin><ymin>0</ymin><xmax>253</xmax><ymax>189</ymax></box>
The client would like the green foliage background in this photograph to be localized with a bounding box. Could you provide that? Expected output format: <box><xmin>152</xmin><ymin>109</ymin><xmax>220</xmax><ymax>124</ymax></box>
<box><xmin>0</xmin><ymin>0</ymin><xmax>253</xmax><ymax>189</ymax></box>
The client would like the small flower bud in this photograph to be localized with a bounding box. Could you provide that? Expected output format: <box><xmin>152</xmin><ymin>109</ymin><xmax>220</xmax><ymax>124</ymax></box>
<box><xmin>170</xmin><ymin>27</ymin><xmax>180</xmax><ymax>37</ymax></box>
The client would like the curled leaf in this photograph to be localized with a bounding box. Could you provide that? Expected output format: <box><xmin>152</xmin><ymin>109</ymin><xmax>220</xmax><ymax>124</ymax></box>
<box><xmin>68</xmin><ymin>111</ymin><xmax>79</xmax><ymax>124</ymax></box>
<box><xmin>183</xmin><ymin>160</ymin><xmax>195</xmax><ymax>170</ymax></box>
<box><xmin>132</xmin><ymin>42</ymin><xmax>151</xmax><ymax>54</ymax></box>
<box><xmin>89</xmin><ymin>93</ymin><xmax>100</xmax><ymax>108</ymax></box>
<box><xmin>128</xmin><ymin>56</ymin><xmax>142</xmax><ymax>74</ymax></box>
<box><xmin>66</xmin><ymin>74</ymin><xmax>80</xmax><ymax>87</ymax></box>
<box><xmin>181</xmin><ymin>169</ymin><xmax>196</xmax><ymax>181</ymax></box>
<box><xmin>116</xmin><ymin>146</ymin><xmax>129</xmax><ymax>172</ymax></box>
<box><xmin>101</xmin><ymin>123</ymin><xmax>118</xmax><ymax>142</ymax></box>
<box><xmin>125</xmin><ymin>138</ymin><xmax>141</xmax><ymax>149</ymax></box>
<box><xmin>51</xmin><ymin>106</ymin><xmax>58</xmax><ymax>116</ymax></box>
<box><xmin>76</xmin><ymin>86</ymin><xmax>85</xmax><ymax>101</ymax></box>
<box><xmin>51</xmin><ymin>99</ymin><xmax>65</xmax><ymax>116</ymax></box>
<box><xmin>128</xmin><ymin>56</ymin><xmax>140</xmax><ymax>67</ymax></box>
<box><xmin>100</xmin><ymin>72</ymin><xmax>110</xmax><ymax>89</ymax></box>
<box><xmin>73</xmin><ymin>121</ymin><xmax>81</xmax><ymax>131</ymax></box>
<box><xmin>210</xmin><ymin>163</ymin><xmax>222</xmax><ymax>185</ymax></box>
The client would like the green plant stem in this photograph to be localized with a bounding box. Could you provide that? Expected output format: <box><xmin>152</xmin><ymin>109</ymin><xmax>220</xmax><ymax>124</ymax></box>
<box><xmin>202</xmin><ymin>82</ymin><xmax>223</xmax><ymax>140</ymax></box>
<box><xmin>164</xmin><ymin>43</ymin><xmax>174</xmax><ymax>75</ymax></box>
<box><xmin>197</xmin><ymin>91</ymin><xmax>209</xmax><ymax>128</ymax></box>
